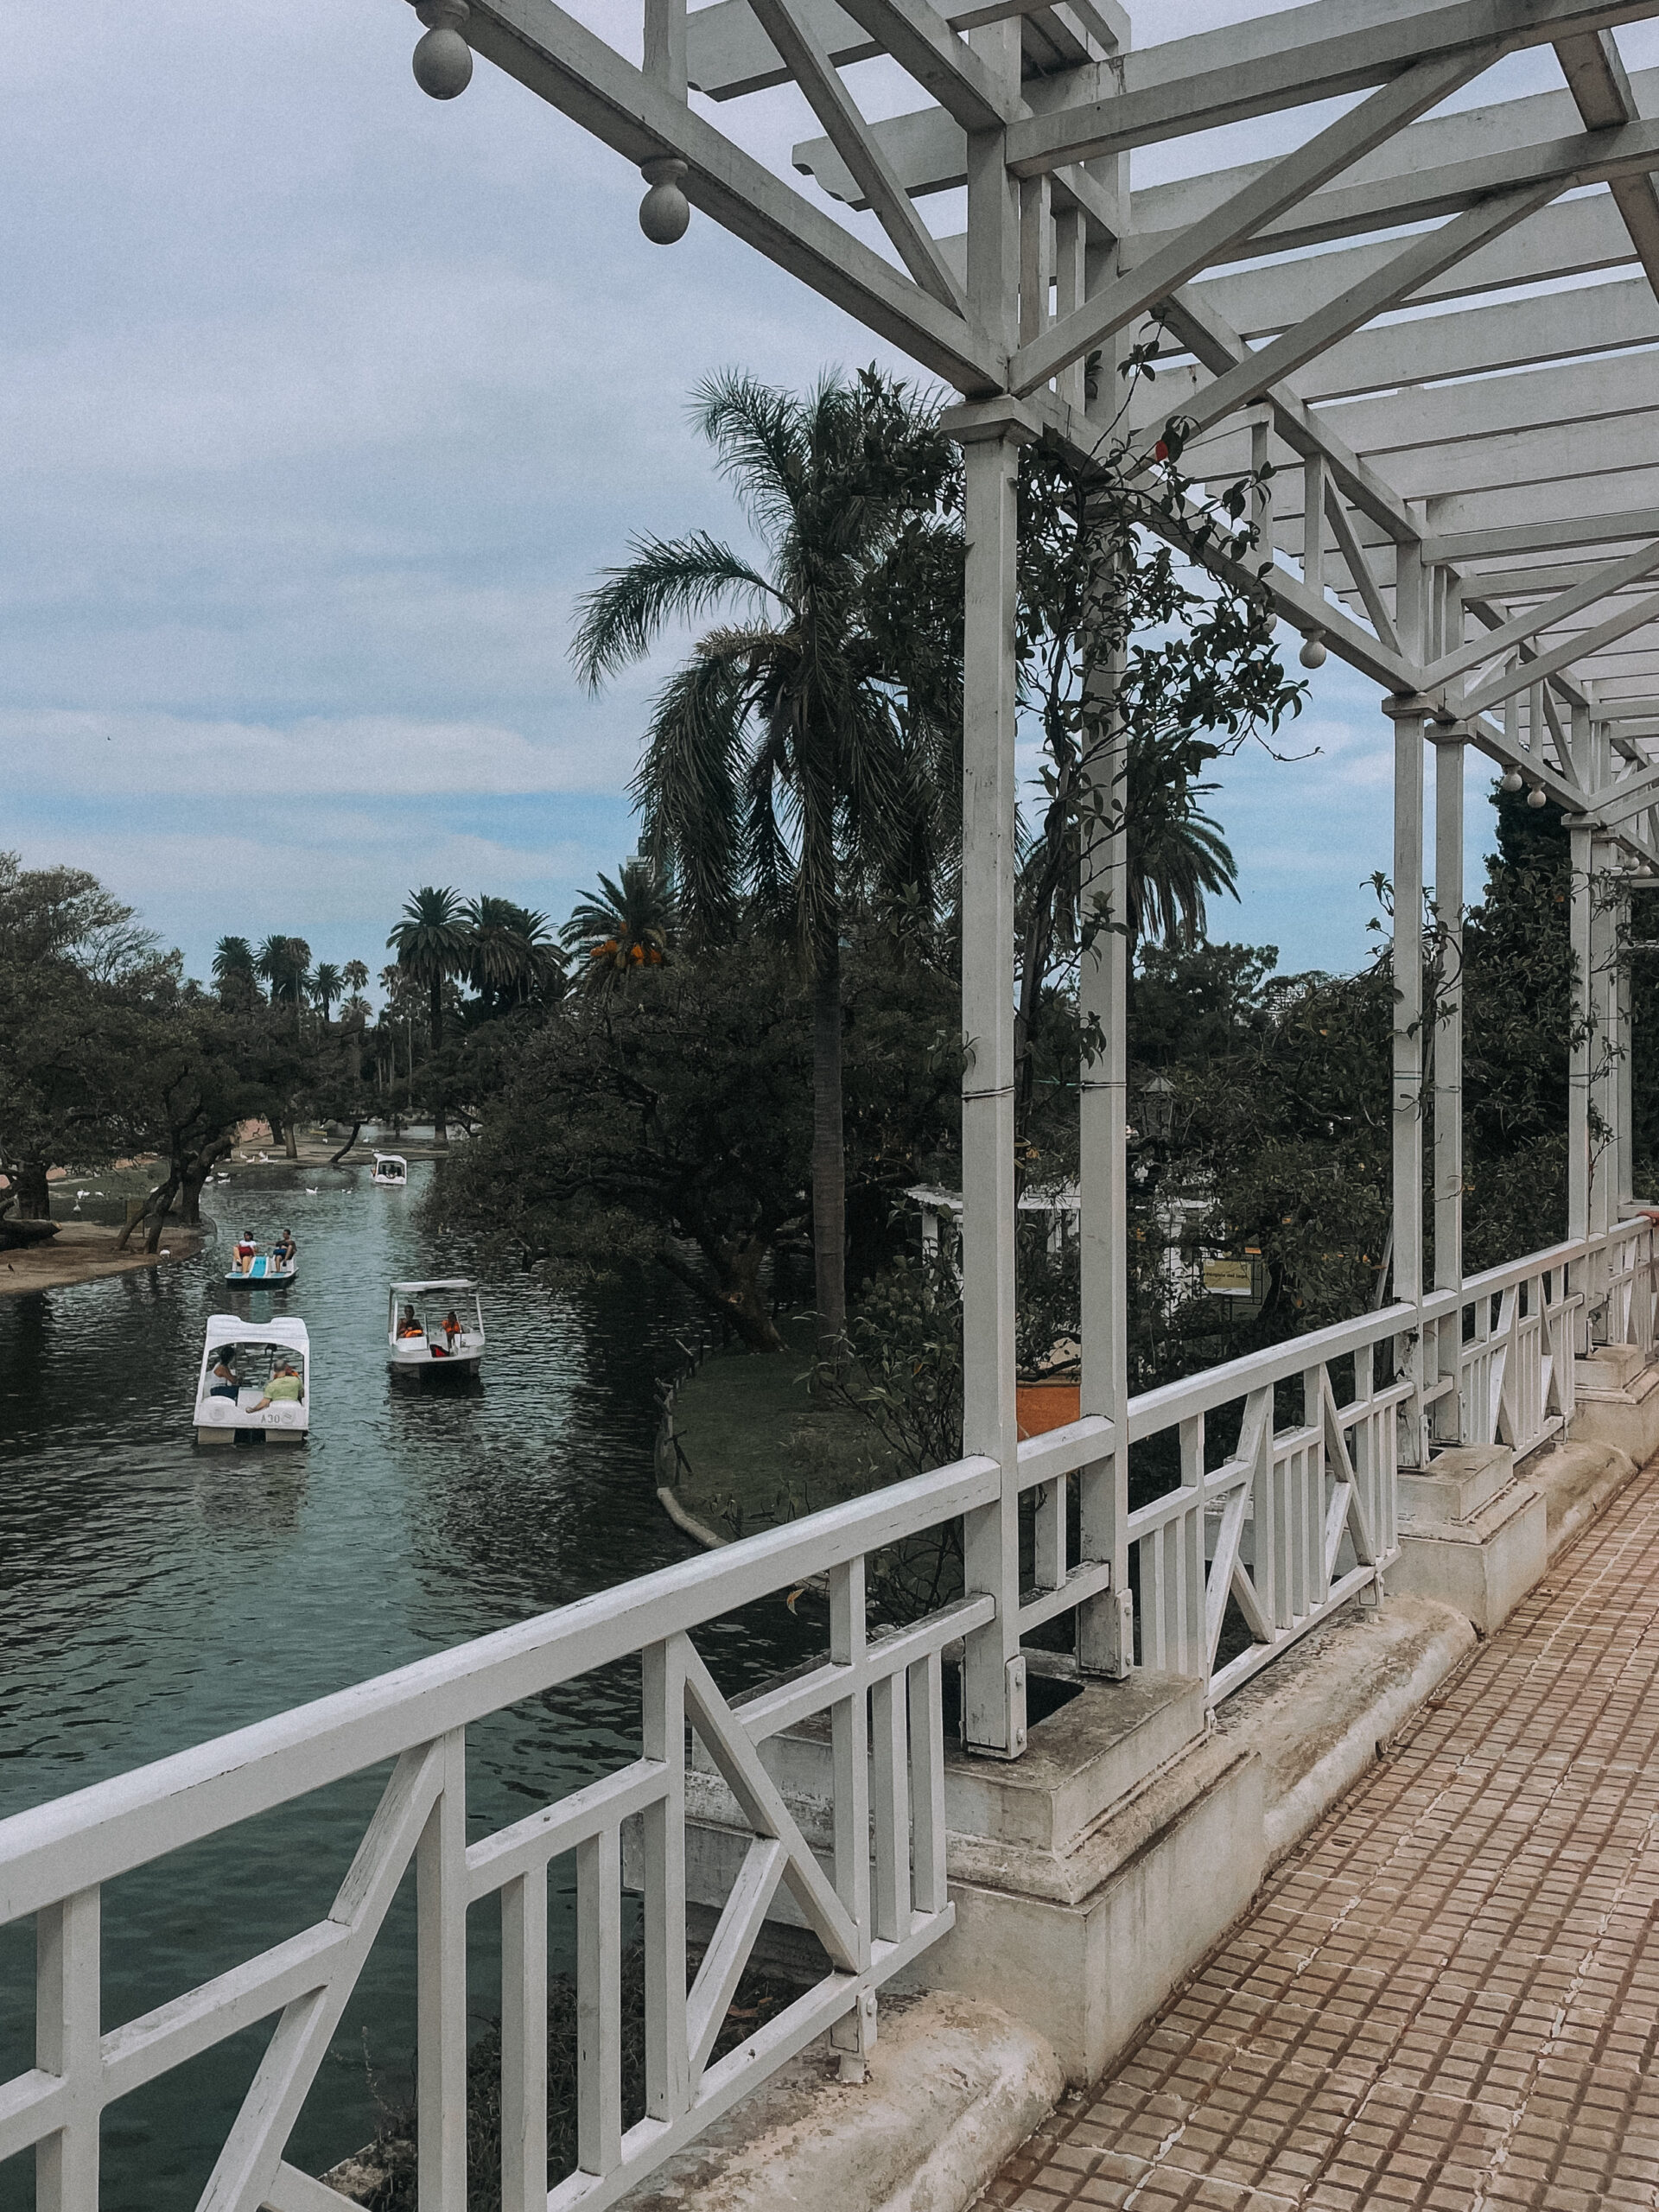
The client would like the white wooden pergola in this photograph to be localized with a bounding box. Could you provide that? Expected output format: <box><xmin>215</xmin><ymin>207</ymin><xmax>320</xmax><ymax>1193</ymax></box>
<box><xmin>397</xmin><ymin>0</ymin><xmax>1659</xmax><ymax>1758</ymax></box>
<box><xmin>20</xmin><ymin>18</ymin><xmax>1659</xmax><ymax>2202</ymax></box>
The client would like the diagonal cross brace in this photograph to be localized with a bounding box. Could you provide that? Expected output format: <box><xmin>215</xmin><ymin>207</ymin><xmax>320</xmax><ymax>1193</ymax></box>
<box><xmin>747</xmin><ymin>0</ymin><xmax>970</xmax><ymax>314</ymax></box>
<box><xmin>1162</xmin><ymin>181</ymin><xmax>1564</xmax><ymax>442</ymax></box>
<box><xmin>198</xmin><ymin>1738</ymin><xmax>448</xmax><ymax>2212</ymax></box>
<box><xmin>1425</xmin><ymin>537</ymin><xmax>1659</xmax><ymax>690</ymax></box>
<box><xmin>1008</xmin><ymin>47</ymin><xmax>1503</xmax><ymax>396</ymax></box>
<box><xmin>681</xmin><ymin>1644</ymin><xmax>861</xmax><ymax>1972</ymax></box>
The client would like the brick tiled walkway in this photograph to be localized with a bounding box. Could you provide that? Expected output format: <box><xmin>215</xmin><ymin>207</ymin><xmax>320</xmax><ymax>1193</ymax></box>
<box><xmin>986</xmin><ymin>1465</ymin><xmax>1659</xmax><ymax>2211</ymax></box>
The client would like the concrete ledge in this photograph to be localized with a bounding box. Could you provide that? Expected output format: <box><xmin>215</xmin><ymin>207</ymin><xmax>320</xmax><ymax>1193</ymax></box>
<box><xmin>1213</xmin><ymin>1592</ymin><xmax>1477</xmax><ymax>1866</ymax></box>
<box><xmin>613</xmin><ymin>1993</ymin><xmax>1063</xmax><ymax>2212</ymax></box>
<box><xmin>1519</xmin><ymin>1433</ymin><xmax>1641</xmax><ymax>1561</ymax></box>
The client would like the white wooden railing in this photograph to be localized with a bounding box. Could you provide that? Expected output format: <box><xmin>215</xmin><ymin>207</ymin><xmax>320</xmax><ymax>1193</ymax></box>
<box><xmin>4</xmin><ymin>1219</ymin><xmax>1656</xmax><ymax>2209</ymax></box>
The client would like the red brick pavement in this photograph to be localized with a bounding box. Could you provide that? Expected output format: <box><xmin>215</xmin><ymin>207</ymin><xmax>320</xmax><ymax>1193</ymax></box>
<box><xmin>981</xmin><ymin>1465</ymin><xmax>1659</xmax><ymax>2211</ymax></box>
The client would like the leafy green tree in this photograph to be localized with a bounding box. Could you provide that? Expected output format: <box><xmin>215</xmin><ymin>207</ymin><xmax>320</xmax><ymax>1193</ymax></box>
<box><xmin>0</xmin><ymin>856</ymin><xmax>164</xmax><ymax>1217</ymax></box>
<box><xmin>388</xmin><ymin>887</ymin><xmax>470</xmax><ymax>1146</ymax></box>
<box><xmin>572</xmin><ymin>369</ymin><xmax>960</xmax><ymax>1360</ymax></box>
<box><xmin>560</xmin><ymin>861</ymin><xmax>675</xmax><ymax>991</ymax></box>
<box><xmin>434</xmin><ymin>942</ymin><xmax>814</xmax><ymax>1348</ymax></box>
<box><xmin>1009</xmin><ymin>423</ymin><xmax>1302</xmax><ymax>1137</ymax></box>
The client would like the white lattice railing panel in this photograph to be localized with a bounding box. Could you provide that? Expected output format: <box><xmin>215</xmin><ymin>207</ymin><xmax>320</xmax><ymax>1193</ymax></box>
<box><xmin>0</xmin><ymin>1465</ymin><xmax>995</xmax><ymax>2212</ymax></box>
<box><xmin>8</xmin><ymin>1224</ymin><xmax>1659</xmax><ymax>2206</ymax></box>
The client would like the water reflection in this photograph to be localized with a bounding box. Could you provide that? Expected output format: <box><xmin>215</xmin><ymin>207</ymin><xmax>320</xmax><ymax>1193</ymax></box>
<box><xmin>0</xmin><ymin>1160</ymin><xmax>814</xmax><ymax>2206</ymax></box>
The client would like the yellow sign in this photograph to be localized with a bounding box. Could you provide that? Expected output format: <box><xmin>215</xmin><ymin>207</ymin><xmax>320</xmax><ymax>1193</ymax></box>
<box><xmin>1203</xmin><ymin>1257</ymin><xmax>1255</xmax><ymax>1298</ymax></box>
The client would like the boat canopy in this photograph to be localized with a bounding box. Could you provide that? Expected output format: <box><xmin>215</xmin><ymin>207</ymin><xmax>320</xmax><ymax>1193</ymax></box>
<box><xmin>390</xmin><ymin>1278</ymin><xmax>477</xmax><ymax>1296</ymax></box>
<box><xmin>202</xmin><ymin>1313</ymin><xmax>309</xmax><ymax>1354</ymax></box>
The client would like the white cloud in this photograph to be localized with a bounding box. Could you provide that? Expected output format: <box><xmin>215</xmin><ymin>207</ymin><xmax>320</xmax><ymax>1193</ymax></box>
<box><xmin>0</xmin><ymin>709</ymin><xmax>641</xmax><ymax>798</ymax></box>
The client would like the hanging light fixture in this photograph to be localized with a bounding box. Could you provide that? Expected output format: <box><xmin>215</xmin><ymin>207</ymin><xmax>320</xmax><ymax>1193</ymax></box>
<box><xmin>1499</xmin><ymin>768</ymin><xmax>1525</xmax><ymax>793</ymax></box>
<box><xmin>1526</xmin><ymin>783</ymin><xmax>1548</xmax><ymax>808</ymax></box>
<box><xmin>410</xmin><ymin>0</ymin><xmax>473</xmax><ymax>97</ymax></box>
<box><xmin>639</xmin><ymin>156</ymin><xmax>692</xmax><ymax>243</ymax></box>
<box><xmin>1299</xmin><ymin>630</ymin><xmax>1327</xmax><ymax>669</ymax></box>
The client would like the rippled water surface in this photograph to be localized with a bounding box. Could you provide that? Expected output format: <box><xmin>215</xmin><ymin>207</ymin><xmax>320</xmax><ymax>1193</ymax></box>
<box><xmin>0</xmin><ymin>1159</ymin><xmax>812</xmax><ymax>2207</ymax></box>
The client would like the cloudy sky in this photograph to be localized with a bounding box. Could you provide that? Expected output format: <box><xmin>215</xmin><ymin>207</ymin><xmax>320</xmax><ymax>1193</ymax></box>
<box><xmin>3</xmin><ymin>3</ymin><xmax>1541</xmax><ymax>992</ymax></box>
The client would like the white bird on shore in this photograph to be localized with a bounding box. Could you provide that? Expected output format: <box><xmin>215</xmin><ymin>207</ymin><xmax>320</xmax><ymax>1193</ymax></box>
<box><xmin>75</xmin><ymin>1189</ymin><xmax>90</xmax><ymax>1198</ymax></box>
<box><xmin>305</xmin><ymin>1186</ymin><xmax>319</xmax><ymax>1195</ymax></box>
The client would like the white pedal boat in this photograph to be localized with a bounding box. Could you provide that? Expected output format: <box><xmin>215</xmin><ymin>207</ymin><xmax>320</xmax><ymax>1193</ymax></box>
<box><xmin>194</xmin><ymin>1317</ymin><xmax>310</xmax><ymax>1444</ymax></box>
<box><xmin>388</xmin><ymin>1279</ymin><xmax>485</xmax><ymax>1374</ymax></box>
<box><xmin>225</xmin><ymin>1252</ymin><xmax>297</xmax><ymax>1284</ymax></box>
<box><xmin>372</xmin><ymin>1154</ymin><xmax>408</xmax><ymax>1189</ymax></box>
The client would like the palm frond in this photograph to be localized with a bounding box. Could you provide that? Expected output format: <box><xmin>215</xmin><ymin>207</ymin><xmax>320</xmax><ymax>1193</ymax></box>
<box><xmin>570</xmin><ymin>532</ymin><xmax>785</xmax><ymax>690</ymax></box>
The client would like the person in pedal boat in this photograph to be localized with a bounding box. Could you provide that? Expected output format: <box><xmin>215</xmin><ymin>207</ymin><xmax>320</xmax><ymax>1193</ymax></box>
<box><xmin>252</xmin><ymin>1361</ymin><xmax>302</xmax><ymax>1409</ymax></box>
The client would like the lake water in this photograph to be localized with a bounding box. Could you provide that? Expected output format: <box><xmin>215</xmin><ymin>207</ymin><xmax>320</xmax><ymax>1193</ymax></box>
<box><xmin>0</xmin><ymin>1158</ymin><xmax>816</xmax><ymax>2207</ymax></box>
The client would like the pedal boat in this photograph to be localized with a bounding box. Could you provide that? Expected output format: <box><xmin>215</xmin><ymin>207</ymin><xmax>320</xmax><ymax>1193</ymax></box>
<box><xmin>194</xmin><ymin>1316</ymin><xmax>310</xmax><ymax>1444</ymax></box>
<box><xmin>388</xmin><ymin>1280</ymin><xmax>485</xmax><ymax>1375</ymax></box>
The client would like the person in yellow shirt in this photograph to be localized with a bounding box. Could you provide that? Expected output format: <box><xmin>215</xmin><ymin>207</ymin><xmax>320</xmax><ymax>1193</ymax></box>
<box><xmin>253</xmin><ymin>1360</ymin><xmax>303</xmax><ymax>1408</ymax></box>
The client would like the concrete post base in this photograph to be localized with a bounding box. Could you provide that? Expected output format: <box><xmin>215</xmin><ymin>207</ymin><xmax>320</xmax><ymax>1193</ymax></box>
<box><xmin>914</xmin><ymin>1682</ymin><xmax>1262</xmax><ymax>2085</ymax></box>
<box><xmin>1390</xmin><ymin>1444</ymin><xmax>1547</xmax><ymax>1632</ymax></box>
<box><xmin>1572</xmin><ymin>1344</ymin><xmax>1659</xmax><ymax>1465</ymax></box>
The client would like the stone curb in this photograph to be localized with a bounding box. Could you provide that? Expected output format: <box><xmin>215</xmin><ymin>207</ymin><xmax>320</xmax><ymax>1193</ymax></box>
<box><xmin>612</xmin><ymin>1992</ymin><xmax>1064</xmax><ymax>2212</ymax></box>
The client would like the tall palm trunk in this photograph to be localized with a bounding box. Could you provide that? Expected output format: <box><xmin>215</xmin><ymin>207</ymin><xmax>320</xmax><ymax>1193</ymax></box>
<box><xmin>810</xmin><ymin>930</ymin><xmax>846</xmax><ymax>1363</ymax></box>
<box><xmin>429</xmin><ymin>975</ymin><xmax>448</xmax><ymax>1147</ymax></box>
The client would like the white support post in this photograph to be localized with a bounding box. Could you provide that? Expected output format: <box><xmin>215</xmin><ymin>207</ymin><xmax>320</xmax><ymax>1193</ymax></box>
<box><xmin>1054</xmin><ymin>207</ymin><xmax>1084</xmax><ymax>415</ymax></box>
<box><xmin>640</xmin><ymin>1637</ymin><xmax>688</xmax><ymax>2122</ymax></box>
<box><xmin>1078</xmin><ymin>541</ymin><xmax>1133</xmax><ymax>1678</ymax></box>
<box><xmin>953</xmin><ymin>403</ymin><xmax>1029</xmax><ymax>1754</ymax></box>
<box><xmin>1431</xmin><ymin>723</ymin><xmax>1465</xmax><ymax>1442</ymax></box>
<box><xmin>1570</xmin><ymin>820</ymin><xmax>1593</xmax><ymax>1251</ymax></box>
<box><xmin>416</xmin><ymin>1728</ymin><xmax>469</xmax><ymax>2212</ymax></box>
<box><xmin>1019</xmin><ymin>174</ymin><xmax>1052</xmax><ymax>349</ymax></box>
<box><xmin>499</xmin><ymin>1866</ymin><xmax>548</xmax><ymax>2212</ymax></box>
<box><xmin>35</xmin><ymin>1887</ymin><xmax>100</xmax><ymax>2212</ymax></box>
<box><xmin>1433</xmin><ymin>731</ymin><xmax>1465</xmax><ymax>1286</ymax></box>
<box><xmin>1618</xmin><ymin>883</ymin><xmax>1635</xmax><ymax>1208</ymax></box>
<box><xmin>643</xmin><ymin>0</ymin><xmax>688</xmax><ymax>96</ymax></box>
<box><xmin>1389</xmin><ymin>705</ymin><xmax>1427</xmax><ymax>1465</ymax></box>
<box><xmin>953</xmin><ymin>13</ymin><xmax>1029</xmax><ymax>1760</ymax></box>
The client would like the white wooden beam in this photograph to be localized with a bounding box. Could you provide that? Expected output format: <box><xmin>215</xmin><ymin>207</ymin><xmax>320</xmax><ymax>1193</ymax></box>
<box><xmin>1422</xmin><ymin>537</ymin><xmax>1659</xmax><ymax>686</ymax></box>
<box><xmin>1188</xmin><ymin>192</ymin><xmax>1635</xmax><ymax>341</ymax></box>
<box><xmin>1007</xmin><ymin>0</ymin><xmax>1659</xmax><ymax>168</ymax></box>
<box><xmin>1109</xmin><ymin>183</ymin><xmax>1561</xmax><ymax>428</ymax></box>
<box><xmin>747</xmin><ymin>0</ymin><xmax>970</xmax><ymax>310</ymax></box>
<box><xmin>461</xmin><ymin>0</ymin><xmax>1001</xmax><ymax>392</ymax></box>
<box><xmin>1458</xmin><ymin>586</ymin><xmax>1659</xmax><ymax>714</ymax></box>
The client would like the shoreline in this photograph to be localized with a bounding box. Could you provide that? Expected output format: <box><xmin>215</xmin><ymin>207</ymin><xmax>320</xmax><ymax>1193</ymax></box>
<box><xmin>0</xmin><ymin>1221</ymin><xmax>206</xmax><ymax>1299</ymax></box>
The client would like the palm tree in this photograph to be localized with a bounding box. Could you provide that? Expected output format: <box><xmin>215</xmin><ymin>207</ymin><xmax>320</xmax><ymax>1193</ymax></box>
<box><xmin>341</xmin><ymin>959</ymin><xmax>370</xmax><ymax>1000</ymax></box>
<box><xmin>387</xmin><ymin>887</ymin><xmax>470</xmax><ymax>1147</ymax></box>
<box><xmin>312</xmin><ymin>963</ymin><xmax>343</xmax><ymax>1024</ymax></box>
<box><xmin>572</xmin><ymin>370</ymin><xmax>957</xmax><ymax>1361</ymax></box>
<box><xmin>212</xmin><ymin>936</ymin><xmax>260</xmax><ymax>1009</ymax></box>
<box><xmin>1125</xmin><ymin>732</ymin><xmax>1238</xmax><ymax>951</ymax></box>
<box><xmin>256</xmin><ymin>935</ymin><xmax>312</xmax><ymax>1036</ymax></box>
<box><xmin>464</xmin><ymin>897</ymin><xmax>560</xmax><ymax>1016</ymax></box>
<box><xmin>560</xmin><ymin>861</ymin><xmax>674</xmax><ymax>991</ymax></box>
